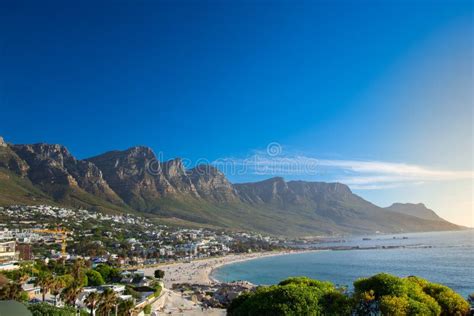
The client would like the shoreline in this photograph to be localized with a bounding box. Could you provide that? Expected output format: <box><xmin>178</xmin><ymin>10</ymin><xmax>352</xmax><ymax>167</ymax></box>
<box><xmin>207</xmin><ymin>249</ymin><xmax>320</xmax><ymax>284</ymax></box>
<box><xmin>143</xmin><ymin>250</ymin><xmax>316</xmax><ymax>315</ymax></box>
<box><xmin>141</xmin><ymin>249</ymin><xmax>317</xmax><ymax>288</ymax></box>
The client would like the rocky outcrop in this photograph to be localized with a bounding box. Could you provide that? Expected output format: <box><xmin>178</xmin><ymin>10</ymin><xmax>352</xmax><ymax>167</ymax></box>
<box><xmin>0</xmin><ymin>142</ymin><xmax>29</xmax><ymax>177</ymax></box>
<box><xmin>189</xmin><ymin>165</ymin><xmax>238</xmax><ymax>202</ymax></box>
<box><xmin>88</xmin><ymin>149</ymin><xmax>237</xmax><ymax>203</ymax></box>
<box><xmin>235</xmin><ymin>177</ymin><xmax>290</xmax><ymax>204</ymax></box>
<box><xmin>234</xmin><ymin>177</ymin><xmax>352</xmax><ymax>205</ymax></box>
<box><xmin>86</xmin><ymin>146</ymin><xmax>174</xmax><ymax>208</ymax></box>
<box><xmin>11</xmin><ymin>143</ymin><xmax>122</xmax><ymax>203</ymax></box>
<box><xmin>161</xmin><ymin>158</ymin><xmax>199</xmax><ymax>197</ymax></box>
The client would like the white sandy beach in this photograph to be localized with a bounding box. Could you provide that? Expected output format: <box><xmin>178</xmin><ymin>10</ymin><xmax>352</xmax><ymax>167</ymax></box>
<box><xmin>142</xmin><ymin>250</ymin><xmax>312</xmax><ymax>288</ymax></box>
<box><xmin>141</xmin><ymin>250</ymin><xmax>315</xmax><ymax>315</ymax></box>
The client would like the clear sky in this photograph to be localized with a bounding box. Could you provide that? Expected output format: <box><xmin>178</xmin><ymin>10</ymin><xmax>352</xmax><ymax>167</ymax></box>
<box><xmin>0</xmin><ymin>0</ymin><xmax>472</xmax><ymax>226</ymax></box>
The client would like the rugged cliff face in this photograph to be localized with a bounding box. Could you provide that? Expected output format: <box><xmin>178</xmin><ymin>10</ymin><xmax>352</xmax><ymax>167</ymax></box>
<box><xmin>0</xmin><ymin>140</ymin><xmax>29</xmax><ymax>177</ymax></box>
<box><xmin>0</xmin><ymin>137</ymin><xmax>463</xmax><ymax>236</ymax></box>
<box><xmin>86</xmin><ymin>146</ymin><xmax>174</xmax><ymax>209</ymax></box>
<box><xmin>7</xmin><ymin>143</ymin><xmax>122</xmax><ymax>204</ymax></box>
<box><xmin>188</xmin><ymin>165</ymin><xmax>238</xmax><ymax>202</ymax></box>
<box><xmin>234</xmin><ymin>177</ymin><xmax>353</xmax><ymax>205</ymax></box>
<box><xmin>161</xmin><ymin>158</ymin><xmax>199</xmax><ymax>197</ymax></box>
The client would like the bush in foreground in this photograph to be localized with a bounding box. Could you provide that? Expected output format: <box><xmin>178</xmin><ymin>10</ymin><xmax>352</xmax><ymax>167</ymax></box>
<box><xmin>28</xmin><ymin>303</ymin><xmax>88</xmax><ymax>316</ymax></box>
<box><xmin>227</xmin><ymin>273</ymin><xmax>469</xmax><ymax>316</ymax></box>
<box><xmin>228</xmin><ymin>276</ymin><xmax>351</xmax><ymax>315</ymax></box>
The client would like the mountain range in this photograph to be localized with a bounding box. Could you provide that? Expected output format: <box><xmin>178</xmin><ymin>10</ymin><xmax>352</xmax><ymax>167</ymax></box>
<box><xmin>0</xmin><ymin>137</ymin><xmax>461</xmax><ymax>236</ymax></box>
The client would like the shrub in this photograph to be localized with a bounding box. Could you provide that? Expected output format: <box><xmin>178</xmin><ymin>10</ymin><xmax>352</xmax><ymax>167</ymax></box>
<box><xmin>28</xmin><ymin>303</ymin><xmax>88</xmax><ymax>316</ymax></box>
<box><xmin>279</xmin><ymin>276</ymin><xmax>335</xmax><ymax>292</ymax></box>
<box><xmin>379</xmin><ymin>295</ymin><xmax>409</xmax><ymax>316</ymax></box>
<box><xmin>228</xmin><ymin>278</ymin><xmax>341</xmax><ymax>316</ymax></box>
<box><xmin>153</xmin><ymin>284</ymin><xmax>162</xmax><ymax>297</ymax></box>
<box><xmin>354</xmin><ymin>273</ymin><xmax>441</xmax><ymax>315</ymax></box>
<box><xmin>154</xmin><ymin>269</ymin><xmax>165</xmax><ymax>279</ymax></box>
<box><xmin>143</xmin><ymin>304</ymin><xmax>151</xmax><ymax>315</ymax></box>
<box><xmin>86</xmin><ymin>269</ymin><xmax>105</xmax><ymax>286</ymax></box>
<box><xmin>319</xmin><ymin>291</ymin><xmax>354</xmax><ymax>315</ymax></box>
<box><xmin>414</xmin><ymin>279</ymin><xmax>469</xmax><ymax>315</ymax></box>
<box><xmin>228</xmin><ymin>274</ymin><xmax>469</xmax><ymax>316</ymax></box>
<box><xmin>125</xmin><ymin>285</ymin><xmax>141</xmax><ymax>300</ymax></box>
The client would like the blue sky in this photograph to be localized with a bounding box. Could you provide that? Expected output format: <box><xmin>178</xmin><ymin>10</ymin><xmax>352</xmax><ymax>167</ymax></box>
<box><xmin>0</xmin><ymin>0</ymin><xmax>472</xmax><ymax>225</ymax></box>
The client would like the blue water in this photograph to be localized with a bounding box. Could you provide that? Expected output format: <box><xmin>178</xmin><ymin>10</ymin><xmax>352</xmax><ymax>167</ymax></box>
<box><xmin>213</xmin><ymin>230</ymin><xmax>474</xmax><ymax>297</ymax></box>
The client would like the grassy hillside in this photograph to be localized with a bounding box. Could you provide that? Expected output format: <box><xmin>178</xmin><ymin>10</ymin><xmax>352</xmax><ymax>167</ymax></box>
<box><xmin>0</xmin><ymin>169</ymin><xmax>55</xmax><ymax>206</ymax></box>
<box><xmin>0</xmin><ymin>168</ymin><xmax>461</xmax><ymax>237</ymax></box>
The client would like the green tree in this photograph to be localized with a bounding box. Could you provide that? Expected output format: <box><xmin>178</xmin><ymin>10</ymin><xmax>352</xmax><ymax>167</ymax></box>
<box><xmin>28</xmin><ymin>302</ymin><xmax>86</xmax><ymax>316</ymax></box>
<box><xmin>408</xmin><ymin>276</ymin><xmax>469</xmax><ymax>315</ymax></box>
<box><xmin>95</xmin><ymin>264</ymin><xmax>121</xmax><ymax>283</ymax></box>
<box><xmin>319</xmin><ymin>291</ymin><xmax>354</xmax><ymax>315</ymax></box>
<box><xmin>354</xmin><ymin>273</ymin><xmax>469</xmax><ymax>316</ymax></box>
<box><xmin>228</xmin><ymin>277</ymin><xmax>341</xmax><ymax>316</ymax></box>
<box><xmin>118</xmin><ymin>299</ymin><xmax>135</xmax><ymax>316</ymax></box>
<box><xmin>95</xmin><ymin>264</ymin><xmax>112</xmax><ymax>280</ymax></box>
<box><xmin>379</xmin><ymin>295</ymin><xmax>409</xmax><ymax>316</ymax></box>
<box><xmin>154</xmin><ymin>269</ymin><xmax>165</xmax><ymax>279</ymax></box>
<box><xmin>228</xmin><ymin>274</ymin><xmax>469</xmax><ymax>316</ymax></box>
<box><xmin>86</xmin><ymin>269</ymin><xmax>105</xmax><ymax>286</ymax></box>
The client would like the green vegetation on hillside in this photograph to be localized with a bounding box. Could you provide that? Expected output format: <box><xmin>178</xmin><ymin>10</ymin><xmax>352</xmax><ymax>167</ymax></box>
<box><xmin>0</xmin><ymin>140</ymin><xmax>462</xmax><ymax>237</ymax></box>
<box><xmin>0</xmin><ymin>169</ymin><xmax>54</xmax><ymax>206</ymax></box>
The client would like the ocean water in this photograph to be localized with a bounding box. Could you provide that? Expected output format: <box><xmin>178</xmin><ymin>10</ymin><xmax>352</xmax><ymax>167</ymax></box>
<box><xmin>213</xmin><ymin>230</ymin><xmax>474</xmax><ymax>297</ymax></box>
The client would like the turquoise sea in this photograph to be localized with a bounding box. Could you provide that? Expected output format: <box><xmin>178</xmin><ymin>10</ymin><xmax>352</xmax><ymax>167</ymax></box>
<box><xmin>212</xmin><ymin>230</ymin><xmax>474</xmax><ymax>297</ymax></box>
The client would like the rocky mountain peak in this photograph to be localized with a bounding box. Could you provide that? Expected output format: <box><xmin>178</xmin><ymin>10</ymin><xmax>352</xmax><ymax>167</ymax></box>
<box><xmin>13</xmin><ymin>143</ymin><xmax>86</xmax><ymax>178</ymax></box>
<box><xmin>0</xmin><ymin>139</ymin><xmax>29</xmax><ymax>176</ymax></box>
<box><xmin>124</xmin><ymin>146</ymin><xmax>155</xmax><ymax>158</ymax></box>
<box><xmin>0</xmin><ymin>138</ymin><xmax>460</xmax><ymax>236</ymax></box>
<box><xmin>14</xmin><ymin>143</ymin><xmax>71</xmax><ymax>162</ymax></box>
<box><xmin>9</xmin><ymin>143</ymin><xmax>121</xmax><ymax>203</ymax></box>
<box><xmin>385</xmin><ymin>202</ymin><xmax>442</xmax><ymax>221</ymax></box>
<box><xmin>189</xmin><ymin>164</ymin><xmax>224</xmax><ymax>178</ymax></box>
<box><xmin>162</xmin><ymin>158</ymin><xmax>186</xmax><ymax>179</ymax></box>
<box><xmin>188</xmin><ymin>165</ymin><xmax>237</xmax><ymax>202</ymax></box>
<box><xmin>85</xmin><ymin>147</ymin><xmax>173</xmax><ymax>208</ymax></box>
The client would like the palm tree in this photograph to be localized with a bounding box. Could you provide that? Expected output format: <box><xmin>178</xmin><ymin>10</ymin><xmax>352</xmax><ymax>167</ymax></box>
<box><xmin>97</xmin><ymin>288</ymin><xmax>118</xmax><ymax>316</ymax></box>
<box><xmin>17</xmin><ymin>268</ymin><xmax>30</xmax><ymax>285</ymax></box>
<box><xmin>118</xmin><ymin>299</ymin><xmax>135</xmax><ymax>316</ymax></box>
<box><xmin>85</xmin><ymin>291</ymin><xmax>100</xmax><ymax>316</ymax></box>
<box><xmin>35</xmin><ymin>272</ymin><xmax>53</xmax><ymax>301</ymax></box>
<box><xmin>0</xmin><ymin>282</ymin><xmax>24</xmax><ymax>300</ymax></box>
<box><xmin>61</xmin><ymin>283</ymin><xmax>83</xmax><ymax>307</ymax></box>
<box><xmin>70</xmin><ymin>258</ymin><xmax>87</xmax><ymax>282</ymax></box>
<box><xmin>50</xmin><ymin>276</ymin><xmax>66</xmax><ymax>306</ymax></box>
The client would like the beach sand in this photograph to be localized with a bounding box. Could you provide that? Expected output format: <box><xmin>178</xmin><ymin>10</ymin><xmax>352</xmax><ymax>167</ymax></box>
<box><xmin>141</xmin><ymin>250</ymin><xmax>311</xmax><ymax>288</ymax></box>
<box><xmin>141</xmin><ymin>250</ymin><xmax>313</xmax><ymax>315</ymax></box>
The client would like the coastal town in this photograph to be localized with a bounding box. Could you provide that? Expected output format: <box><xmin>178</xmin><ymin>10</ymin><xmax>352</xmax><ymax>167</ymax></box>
<box><xmin>0</xmin><ymin>204</ymin><xmax>293</xmax><ymax>315</ymax></box>
<box><xmin>2</xmin><ymin>205</ymin><xmax>473</xmax><ymax>315</ymax></box>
